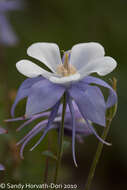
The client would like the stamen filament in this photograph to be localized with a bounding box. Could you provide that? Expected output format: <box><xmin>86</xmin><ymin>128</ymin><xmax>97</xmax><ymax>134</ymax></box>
<box><xmin>63</xmin><ymin>53</ymin><xmax>69</xmax><ymax>71</ymax></box>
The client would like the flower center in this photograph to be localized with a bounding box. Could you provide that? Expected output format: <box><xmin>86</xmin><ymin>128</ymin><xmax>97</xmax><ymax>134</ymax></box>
<box><xmin>57</xmin><ymin>51</ymin><xmax>77</xmax><ymax>77</ymax></box>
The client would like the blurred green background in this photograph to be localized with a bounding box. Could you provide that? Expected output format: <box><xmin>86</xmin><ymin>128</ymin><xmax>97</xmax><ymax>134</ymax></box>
<box><xmin>0</xmin><ymin>0</ymin><xmax>126</xmax><ymax>189</ymax></box>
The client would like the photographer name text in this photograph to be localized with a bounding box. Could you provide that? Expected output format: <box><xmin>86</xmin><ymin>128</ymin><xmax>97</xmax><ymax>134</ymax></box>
<box><xmin>0</xmin><ymin>183</ymin><xmax>78</xmax><ymax>189</ymax></box>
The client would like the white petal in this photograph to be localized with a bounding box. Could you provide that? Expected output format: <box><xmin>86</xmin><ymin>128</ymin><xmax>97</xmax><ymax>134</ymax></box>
<box><xmin>79</xmin><ymin>56</ymin><xmax>117</xmax><ymax>79</ymax></box>
<box><xmin>27</xmin><ymin>42</ymin><xmax>62</xmax><ymax>73</ymax></box>
<box><xmin>16</xmin><ymin>59</ymin><xmax>55</xmax><ymax>79</ymax></box>
<box><xmin>70</xmin><ymin>42</ymin><xmax>105</xmax><ymax>70</ymax></box>
<box><xmin>49</xmin><ymin>73</ymin><xmax>80</xmax><ymax>85</ymax></box>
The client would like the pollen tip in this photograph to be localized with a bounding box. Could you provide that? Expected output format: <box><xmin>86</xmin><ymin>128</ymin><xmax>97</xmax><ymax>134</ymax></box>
<box><xmin>104</xmin><ymin>141</ymin><xmax>112</xmax><ymax>146</ymax></box>
<box><xmin>108</xmin><ymin>142</ymin><xmax>112</xmax><ymax>146</ymax></box>
<box><xmin>30</xmin><ymin>147</ymin><xmax>34</xmax><ymax>151</ymax></box>
<box><xmin>4</xmin><ymin>119</ymin><xmax>10</xmax><ymax>122</ymax></box>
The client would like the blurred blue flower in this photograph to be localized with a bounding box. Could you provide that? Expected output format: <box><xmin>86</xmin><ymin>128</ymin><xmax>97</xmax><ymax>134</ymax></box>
<box><xmin>0</xmin><ymin>0</ymin><xmax>23</xmax><ymax>46</ymax></box>
<box><xmin>9</xmin><ymin>42</ymin><xmax>117</xmax><ymax>166</ymax></box>
<box><xmin>0</xmin><ymin>126</ymin><xmax>7</xmax><ymax>171</ymax></box>
<box><xmin>0</xmin><ymin>164</ymin><xmax>5</xmax><ymax>171</ymax></box>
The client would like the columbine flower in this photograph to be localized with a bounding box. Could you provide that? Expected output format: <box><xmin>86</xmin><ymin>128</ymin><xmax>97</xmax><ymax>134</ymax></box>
<box><xmin>0</xmin><ymin>126</ymin><xmax>7</xmax><ymax>171</ymax></box>
<box><xmin>9</xmin><ymin>42</ymin><xmax>117</xmax><ymax>166</ymax></box>
<box><xmin>0</xmin><ymin>0</ymin><xmax>22</xmax><ymax>46</ymax></box>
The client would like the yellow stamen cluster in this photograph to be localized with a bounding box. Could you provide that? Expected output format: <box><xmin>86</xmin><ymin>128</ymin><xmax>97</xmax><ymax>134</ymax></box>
<box><xmin>57</xmin><ymin>52</ymin><xmax>77</xmax><ymax>77</ymax></box>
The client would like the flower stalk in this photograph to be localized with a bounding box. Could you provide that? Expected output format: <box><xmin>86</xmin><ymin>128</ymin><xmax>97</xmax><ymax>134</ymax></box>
<box><xmin>54</xmin><ymin>92</ymin><xmax>67</xmax><ymax>184</ymax></box>
<box><xmin>85</xmin><ymin>78</ymin><xmax>117</xmax><ymax>190</ymax></box>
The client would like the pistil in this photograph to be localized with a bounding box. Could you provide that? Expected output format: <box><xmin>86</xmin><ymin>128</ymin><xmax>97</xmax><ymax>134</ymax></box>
<box><xmin>57</xmin><ymin>51</ymin><xmax>77</xmax><ymax>77</ymax></box>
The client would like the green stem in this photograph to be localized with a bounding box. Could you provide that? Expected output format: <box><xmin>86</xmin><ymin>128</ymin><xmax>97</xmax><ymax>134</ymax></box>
<box><xmin>85</xmin><ymin>119</ymin><xmax>112</xmax><ymax>190</ymax></box>
<box><xmin>54</xmin><ymin>93</ymin><xmax>66</xmax><ymax>184</ymax></box>
<box><xmin>85</xmin><ymin>77</ymin><xmax>117</xmax><ymax>190</ymax></box>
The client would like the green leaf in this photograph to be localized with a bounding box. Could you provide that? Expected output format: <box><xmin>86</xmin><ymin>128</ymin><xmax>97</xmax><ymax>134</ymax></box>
<box><xmin>42</xmin><ymin>150</ymin><xmax>57</xmax><ymax>160</ymax></box>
